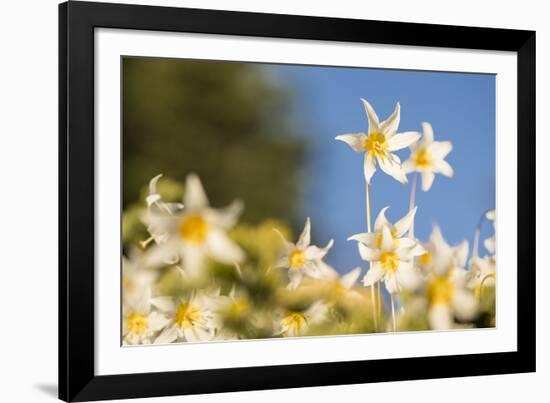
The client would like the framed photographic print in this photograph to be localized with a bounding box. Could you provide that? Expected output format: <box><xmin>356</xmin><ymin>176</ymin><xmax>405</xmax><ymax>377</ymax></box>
<box><xmin>59</xmin><ymin>1</ymin><xmax>536</xmax><ymax>401</ymax></box>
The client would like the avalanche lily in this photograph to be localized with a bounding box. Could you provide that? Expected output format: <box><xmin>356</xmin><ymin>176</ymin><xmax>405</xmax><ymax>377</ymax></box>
<box><xmin>417</xmin><ymin>227</ymin><xmax>477</xmax><ymax>330</ymax></box>
<box><xmin>402</xmin><ymin>122</ymin><xmax>453</xmax><ymax>191</ymax></box>
<box><xmin>123</xmin><ymin>288</ymin><xmax>169</xmax><ymax>345</ymax></box>
<box><xmin>144</xmin><ymin>173</ymin><xmax>244</xmax><ymax>277</ymax></box>
<box><xmin>351</xmin><ymin>223</ymin><xmax>425</xmax><ymax>294</ymax></box>
<box><xmin>335</xmin><ymin>99</ymin><xmax>420</xmax><ymax>184</ymax></box>
<box><xmin>152</xmin><ymin>290</ymin><xmax>222</xmax><ymax>343</ymax></box>
<box><xmin>275</xmin><ymin>217</ymin><xmax>335</xmax><ymax>288</ymax></box>
<box><xmin>277</xmin><ymin>301</ymin><xmax>329</xmax><ymax>337</ymax></box>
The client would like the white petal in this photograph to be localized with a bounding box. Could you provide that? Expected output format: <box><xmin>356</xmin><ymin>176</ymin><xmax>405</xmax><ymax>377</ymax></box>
<box><xmin>402</xmin><ymin>158</ymin><xmax>415</xmax><ymax>174</ymax></box>
<box><xmin>486</xmin><ymin>210</ymin><xmax>496</xmax><ymax>221</ymax></box>
<box><xmin>274</xmin><ymin>254</ymin><xmax>290</xmax><ymax>269</ymax></box>
<box><xmin>315</xmin><ymin>260</ymin><xmax>339</xmax><ymax>279</ymax></box>
<box><xmin>148</xmin><ymin>311</ymin><xmax>170</xmax><ymax>332</ymax></box>
<box><xmin>340</xmin><ymin>267</ymin><xmax>362</xmax><ymax>289</ymax></box>
<box><xmin>335</xmin><ymin>133</ymin><xmax>367</xmax><ymax>153</ymax></box>
<box><xmin>288</xmin><ymin>270</ymin><xmax>303</xmax><ymax>289</ymax></box>
<box><xmin>384</xmin><ymin>272</ymin><xmax>399</xmax><ymax>294</ymax></box>
<box><xmin>429</xmin><ymin>304</ymin><xmax>453</xmax><ymax>330</ymax></box>
<box><xmin>374</xmin><ymin>206</ymin><xmax>391</xmax><ymax>233</ymax></box>
<box><xmin>362</xmin><ymin>264</ymin><xmax>384</xmax><ymax>287</ymax></box>
<box><xmin>387</xmin><ymin>131</ymin><xmax>421</xmax><ymax>151</ymax></box>
<box><xmin>297</xmin><ymin>217</ymin><xmax>311</xmax><ymax>248</ymax></box>
<box><xmin>181</xmin><ymin>244</ymin><xmax>206</xmax><ymax>277</ymax></box>
<box><xmin>184</xmin><ymin>173</ymin><xmax>209</xmax><ymax>210</ymax></box>
<box><xmin>396</xmin><ymin>262</ymin><xmax>422</xmax><ymax>291</ymax></box>
<box><xmin>150</xmin><ymin>296</ymin><xmax>175</xmax><ymax>313</ymax></box>
<box><xmin>484</xmin><ymin>237</ymin><xmax>496</xmax><ymax>254</ymax></box>
<box><xmin>453</xmin><ymin>240</ymin><xmax>469</xmax><ymax>269</ymax></box>
<box><xmin>432</xmin><ymin>159</ymin><xmax>454</xmax><ymax>177</ymax></box>
<box><xmin>154</xmin><ymin>325</ymin><xmax>178</xmax><ymax>344</ymax></box>
<box><xmin>206</xmin><ymin>230</ymin><xmax>244</xmax><ymax>264</ymax></box>
<box><xmin>378</xmin><ymin>155</ymin><xmax>408</xmax><ymax>184</ymax></box>
<box><xmin>348</xmin><ymin>232</ymin><xmax>376</xmax><ymax>248</ymax></box>
<box><xmin>358</xmin><ymin>242</ymin><xmax>381</xmax><ymax>262</ymax></box>
<box><xmin>146</xmin><ymin>174</ymin><xmax>164</xmax><ymax>207</ymax></box>
<box><xmin>396</xmin><ymin>237</ymin><xmax>416</xmax><ymax>249</ymax></box>
<box><xmin>428</xmin><ymin>141</ymin><xmax>453</xmax><ymax>159</ymax></box>
<box><xmin>305</xmin><ymin>301</ymin><xmax>329</xmax><ymax>324</ymax></box>
<box><xmin>421</xmin><ymin>171</ymin><xmax>435</xmax><ymax>191</ymax></box>
<box><xmin>304</xmin><ymin>239</ymin><xmax>334</xmax><ymax>260</ymax></box>
<box><xmin>380</xmin><ymin>225</ymin><xmax>395</xmax><ymax>252</ymax></box>
<box><xmin>422</xmin><ymin>122</ymin><xmax>434</xmax><ymax>143</ymax></box>
<box><xmin>360</xmin><ymin>98</ymin><xmax>380</xmax><ymax>132</ymax></box>
<box><xmin>204</xmin><ymin>201</ymin><xmax>243</xmax><ymax>229</ymax></box>
<box><xmin>453</xmin><ymin>290</ymin><xmax>477</xmax><ymax>321</ymax></box>
<box><xmin>379</xmin><ymin>102</ymin><xmax>400</xmax><ymax>137</ymax></box>
<box><xmin>394</xmin><ymin>207</ymin><xmax>417</xmax><ymax>237</ymax></box>
<box><xmin>364</xmin><ymin>153</ymin><xmax>377</xmax><ymax>184</ymax></box>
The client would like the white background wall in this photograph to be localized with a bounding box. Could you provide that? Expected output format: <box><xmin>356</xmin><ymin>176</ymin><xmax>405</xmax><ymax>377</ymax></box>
<box><xmin>0</xmin><ymin>0</ymin><xmax>546</xmax><ymax>402</ymax></box>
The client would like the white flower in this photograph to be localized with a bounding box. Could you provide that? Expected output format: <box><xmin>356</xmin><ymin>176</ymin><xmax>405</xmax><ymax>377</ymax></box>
<box><xmin>468</xmin><ymin>255</ymin><xmax>496</xmax><ymax>290</ymax></box>
<box><xmin>276</xmin><ymin>301</ymin><xmax>329</xmax><ymax>337</ymax></box>
<box><xmin>417</xmin><ymin>227</ymin><xmax>477</xmax><ymax>330</ymax></box>
<box><xmin>123</xmin><ymin>288</ymin><xmax>169</xmax><ymax>345</ymax></box>
<box><xmin>144</xmin><ymin>173</ymin><xmax>244</xmax><ymax>277</ymax></box>
<box><xmin>484</xmin><ymin>210</ymin><xmax>496</xmax><ymax>254</ymax></box>
<box><xmin>416</xmin><ymin>226</ymin><xmax>469</xmax><ymax>277</ymax></box>
<box><xmin>122</xmin><ymin>252</ymin><xmax>157</xmax><ymax>304</ymax></box>
<box><xmin>349</xmin><ymin>209</ymin><xmax>425</xmax><ymax>294</ymax></box>
<box><xmin>275</xmin><ymin>217</ymin><xmax>335</xmax><ymax>288</ymax></box>
<box><xmin>335</xmin><ymin>99</ymin><xmax>420</xmax><ymax>184</ymax></box>
<box><xmin>402</xmin><ymin>122</ymin><xmax>453</xmax><ymax>191</ymax></box>
<box><xmin>152</xmin><ymin>290</ymin><xmax>222</xmax><ymax>344</ymax></box>
<box><xmin>426</xmin><ymin>269</ymin><xmax>477</xmax><ymax>330</ymax></box>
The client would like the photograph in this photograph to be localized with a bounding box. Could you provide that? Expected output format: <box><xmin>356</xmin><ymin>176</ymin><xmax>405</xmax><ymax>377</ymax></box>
<box><xmin>121</xmin><ymin>56</ymin><xmax>497</xmax><ymax>345</ymax></box>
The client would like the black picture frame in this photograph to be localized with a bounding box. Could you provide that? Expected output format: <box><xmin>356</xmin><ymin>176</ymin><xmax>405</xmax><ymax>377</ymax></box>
<box><xmin>59</xmin><ymin>1</ymin><xmax>536</xmax><ymax>401</ymax></box>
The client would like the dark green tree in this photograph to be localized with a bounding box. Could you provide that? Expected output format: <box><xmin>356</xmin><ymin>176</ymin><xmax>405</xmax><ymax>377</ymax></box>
<box><xmin>123</xmin><ymin>57</ymin><xmax>306</xmax><ymax>225</ymax></box>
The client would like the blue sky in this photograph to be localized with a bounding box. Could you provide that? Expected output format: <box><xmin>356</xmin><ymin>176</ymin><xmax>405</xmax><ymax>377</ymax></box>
<box><xmin>267</xmin><ymin>64</ymin><xmax>496</xmax><ymax>274</ymax></box>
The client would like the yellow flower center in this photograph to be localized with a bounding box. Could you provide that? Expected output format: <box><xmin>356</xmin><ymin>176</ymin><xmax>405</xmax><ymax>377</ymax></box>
<box><xmin>289</xmin><ymin>249</ymin><xmax>306</xmax><ymax>270</ymax></box>
<box><xmin>127</xmin><ymin>312</ymin><xmax>149</xmax><ymax>336</ymax></box>
<box><xmin>281</xmin><ymin>311</ymin><xmax>307</xmax><ymax>335</ymax></box>
<box><xmin>427</xmin><ymin>276</ymin><xmax>455</xmax><ymax>305</ymax></box>
<box><xmin>175</xmin><ymin>303</ymin><xmax>202</xmax><ymax>329</ymax></box>
<box><xmin>418</xmin><ymin>251</ymin><xmax>432</xmax><ymax>267</ymax></box>
<box><xmin>414</xmin><ymin>148</ymin><xmax>432</xmax><ymax>169</ymax></box>
<box><xmin>179</xmin><ymin>214</ymin><xmax>209</xmax><ymax>244</ymax></box>
<box><xmin>380</xmin><ymin>251</ymin><xmax>399</xmax><ymax>273</ymax></box>
<box><xmin>363</xmin><ymin>132</ymin><xmax>388</xmax><ymax>159</ymax></box>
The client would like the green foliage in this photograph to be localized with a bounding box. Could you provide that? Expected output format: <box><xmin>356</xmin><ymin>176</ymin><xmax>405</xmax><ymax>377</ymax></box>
<box><xmin>123</xmin><ymin>57</ymin><xmax>306</xmax><ymax>227</ymax></box>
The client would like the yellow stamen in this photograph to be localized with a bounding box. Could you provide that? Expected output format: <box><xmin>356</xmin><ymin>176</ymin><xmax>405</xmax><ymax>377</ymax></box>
<box><xmin>179</xmin><ymin>214</ymin><xmax>209</xmax><ymax>244</ymax></box>
<box><xmin>289</xmin><ymin>249</ymin><xmax>306</xmax><ymax>270</ymax></box>
<box><xmin>427</xmin><ymin>276</ymin><xmax>455</xmax><ymax>305</ymax></box>
<box><xmin>414</xmin><ymin>148</ymin><xmax>432</xmax><ymax>169</ymax></box>
<box><xmin>418</xmin><ymin>251</ymin><xmax>432</xmax><ymax>267</ymax></box>
<box><xmin>175</xmin><ymin>303</ymin><xmax>202</xmax><ymax>329</ymax></box>
<box><xmin>281</xmin><ymin>311</ymin><xmax>307</xmax><ymax>335</ymax></box>
<box><xmin>127</xmin><ymin>312</ymin><xmax>149</xmax><ymax>335</ymax></box>
<box><xmin>363</xmin><ymin>132</ymin><xmax>388</xmax><ymax>159</ymax></box>
<box><xmin>380</xmin><ymin>251</ymin><xmax>399</xmax><ymax>273</ymax></box>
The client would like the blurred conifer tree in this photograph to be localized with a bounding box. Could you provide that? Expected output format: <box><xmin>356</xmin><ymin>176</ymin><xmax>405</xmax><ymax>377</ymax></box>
<box><xmin>123</xmin><ymin>57</ymin><xmax>306</xmax><ymax>225</ymax></box>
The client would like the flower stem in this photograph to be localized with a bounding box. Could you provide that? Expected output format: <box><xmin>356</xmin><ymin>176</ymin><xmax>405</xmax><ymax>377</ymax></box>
<box><xmin>377</xmin><ymin>280</ymin><xmax>382</xmax><ymax>317</ymax></box>
<box><xmin>370</xmin><ymin>286</ymin><xmax>378</xmax><ymax>330</ymax></box>
<box><xmin>390</xmin><ymin>293</ymin><xmax>397</xmax><ymax>332</ymax></box>
<box><xmin>408</xmin><ymin>173</ymin><xmax>418</xmax><ymax>238</ymax></box>
<box><xmin>366</xmin><ymin>182</ymin><xmax>379</xmax><ymax>329</ymax></box>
